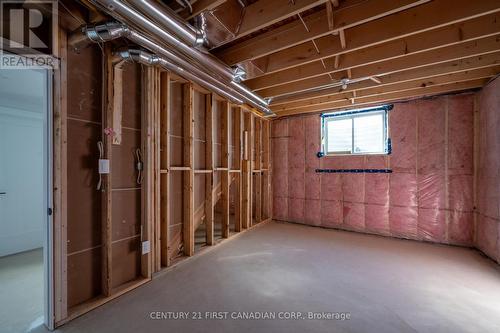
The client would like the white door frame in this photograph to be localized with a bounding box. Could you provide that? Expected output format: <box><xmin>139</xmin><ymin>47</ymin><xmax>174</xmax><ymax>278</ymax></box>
<box><xmin>1</xmin><ymin>45</ymin><xmax>57</xmax><ymax>330</ymax></box>
<box><xmin>44</xmin><ymin>68</ymin><xmax>54</xmax><ymax>330</ymax></box>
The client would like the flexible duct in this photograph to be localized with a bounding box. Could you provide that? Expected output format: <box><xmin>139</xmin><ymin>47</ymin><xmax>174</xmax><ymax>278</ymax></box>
<box><xmin>89</xmin><ymin>0</ymin><xmax>271</xmax><ymax>113</ymax></box>
<box><xmin>116</xmin><ymin>48</ymin><xmax>244</xmax><ymax>104</ymax></box>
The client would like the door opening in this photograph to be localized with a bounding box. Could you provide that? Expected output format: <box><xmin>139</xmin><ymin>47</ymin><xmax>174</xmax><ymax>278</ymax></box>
<box><xmin>0</xmin><ymin>68</ymin><xmax>52</xmax><ymax>332</ymax></box>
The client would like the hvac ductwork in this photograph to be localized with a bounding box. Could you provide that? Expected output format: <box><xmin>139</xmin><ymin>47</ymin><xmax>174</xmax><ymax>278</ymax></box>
<box><xmin>89</xmin><ymin>0</ymin><xmax>271</xmax><ymax>114</ymax></box>
<box><xmin>129</xmin><ymin>0</ymin><xmax>205</xmax><ymax>48</ymax></box>
<box><xmin>79</xmin><ymin>22</ymin><xmax>267</xmax><ymax>112</ymax></box>
<box><xmin>116</xmin><ymin>48</ymin><xmax>244</xmax><ymax>104</ymax></box>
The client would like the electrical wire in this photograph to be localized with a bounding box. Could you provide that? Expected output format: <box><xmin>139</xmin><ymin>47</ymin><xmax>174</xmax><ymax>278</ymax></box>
<box><xmin>135</xmin><ymin>148</ymin><xmax>143</xmax><ymax>185</ymax></box>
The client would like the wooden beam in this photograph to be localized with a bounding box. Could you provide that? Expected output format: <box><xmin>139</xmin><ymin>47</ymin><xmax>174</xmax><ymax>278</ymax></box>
<box><xmin>160</xmin><ymin>72</ymin><xmax>170</xmax><ymax>267</ymax></box>
<box><xmin>102</xmin><ymin>44</ymin><xmax>113</xmax><ymax>296</ymax></box>
<box><xmin>302</xmin><ymin>66</ymin><xmax>497</xmax><ymax>110</ymax></box>
<box><xmin>216</xmin><ymin>0</ymin><xmax>429</xmax><ymax>65</ymax></box>
<box><xmin>272</xmin><ymin>53</ymin><xmax>500</xmax><ymax>108</ymax></box>
<box><xmin>249</xmin><ymin>114</ymin><xmax>254</xmax><ymax>226</ymax></box>
<box><xmin>180</xmin><ymin>0</ymin><xmax>227</xmax><ymax>20</ymax></box>
<box><xmin>53</xmin><ymin>27</ymin><xmax>68</xmax><ymax>323</ymax></box>
<box><xmin>205</xmin><ymin>94</ymin><xmax>215</xmax><ymax>245</ymax></box>
<box><xmin>326</xmin><ymin>0</ymin><xmax>334</xmax><ymax>31</ymax></box>
<box><xmin>183</xmin><ymin>83</ymin><xmax>194</xmax><ymax>256</ymax></box>
<box><xmin>141</xmin><ymin>66</ymin><xmax>156</xmax><ymax>278</ymax></box>
<box><xmin>153</xmin><ymin>67</ymin><xmax>161</xmax><ymax>273</ymax></box>
<box><xmin>241</xmin><ymin>112</ymin><xmax>251</xmax><ymax>229</ymax></box>
<box><xmin>254</xmin><ymin>119</ymin><xmax>262</xmax><ymax>224</ymax></box>
<box><xmin>276</xmin><ymin>78</ymin><xmax>490</xmax><ymax>116</ymax></box>
<box><xmin>245</xmin><ymin>13</ymin><xmax>500</xmax><ymax>90</ymax></box>
<box><xmin>259</xmin><ymin>35</ymin><xmax>500</xmax><ymax>98</ymax></box>
<box><xmin>273</xmin><ymin>65</ymin><xmax>500</xmax><ymax>115</ymax></box>
<box><xmin>242</xmin><ymin>0</ymin><xmax>500</xmax><ymax>76</ymax></box>
<box><xmin>221</xmin><ymin>101</ymin><xmax>230</xmax><ymax>238</ymax></box>
<box><xmin>232</xmin><ymin>0</ymin><xmax>326</xmax><ymax>43</ymax></box>
<box><xmin>261</xmin><ymin>120</ymin><xmax>271</xmax><ymax>219</ymax></box>
<box><xmin>112</xmin><ymin>64</ymin><xmax>123</xmax><ymax>145</ymax></box>
<box><xmin>233</xmin><ymin>106</ymin><xmax>242</xmax><ymax>232</ymax></box>
<box><xmin>339</xmin><ymin>29</ymin><xmax>346</xmax><ymax>49</ymax></box>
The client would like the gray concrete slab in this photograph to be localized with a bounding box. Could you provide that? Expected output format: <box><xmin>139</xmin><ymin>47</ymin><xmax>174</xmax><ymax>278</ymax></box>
<box><xmin>36</xmin><ymin>221</ymin><xmax>500</xmax><ymax>333</ymax></box>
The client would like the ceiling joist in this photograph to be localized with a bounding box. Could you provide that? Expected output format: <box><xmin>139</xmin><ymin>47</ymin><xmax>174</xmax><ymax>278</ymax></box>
<box><xmin>276</xmin><ymin>78</ymin><xmax>489</xmax><ymax>116</ymax></box>
<box><xmin>215</xmin><ymin>0</ymin><xmax>429</xmax><ymax>64</ymax></box>
<box><xmin>273</xmin><ymin>65</ymin><xmax>500</xmax><ymax>113</ymax></box>
<box><xmin>245</xmin><ymin>13</ymin><xmax>500</xmax><ymax>91</ymax></box>
<box><xmin>218</xmin><ymin>0</ymin><xmax>326</xmax><ymax>46</ymax></box>
<box><xmin>259</xmin><ymin>35</ymin><xmax>500</xmax><ymax>98</ymax></box>
<box><xmin>245</xmin><ymin>0</ymin><xmax>500</xmax><ymax>77</ymax></box>
<box><xmin>161</xmin><ymin>0</ymin><xmax>500</xmax><ymax>117</ymax></box>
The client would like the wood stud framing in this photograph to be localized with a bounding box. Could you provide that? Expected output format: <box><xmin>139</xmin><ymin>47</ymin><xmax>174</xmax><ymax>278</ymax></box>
<box><xmin>102</xmin><ymin>44</ymin><xmax>113</xmax><ymax>297</ymax></box>
<box><xmin>233</xmin><ymin>107</ymin><xmax>243</xmax><ymax>232</ymax></box>
<box><xmin>183</xmin><ymin>83</ymin><xmax>195</xmax><ymax>256</ymax></box>
<box><xmin>53</xmin><ymin>27</ymin><xmax>68</xmax><ymax>323</ymax></box>
<box><xmin>160</xmin><ymin>72</ymin><xmax>170</xmax><ymax>267</ymax></box>
<box><xmin>150</xmin><ymin>75</ymin><xmax>270</xmax><ymax>268</ymax></box>
<box><xmin>51</xmin><ymin>0</ymin><xmax>500</xmax><ymax>326</ymax></box>
<box><xmin>221</xmin><ymin>101</ymin><xmax>230</xmax><ymax>238</ymax></box>
<box><xmin>205</xmin><ymin>94</ymin><xmax>215</xmax><ymax>245</ymax></box>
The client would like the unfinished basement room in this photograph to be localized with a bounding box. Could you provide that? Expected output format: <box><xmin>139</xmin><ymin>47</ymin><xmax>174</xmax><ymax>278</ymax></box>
<box><xmin>1</xmin><ymin>0</ymin><xmax>500</xmax><ymax>332</ymax></box>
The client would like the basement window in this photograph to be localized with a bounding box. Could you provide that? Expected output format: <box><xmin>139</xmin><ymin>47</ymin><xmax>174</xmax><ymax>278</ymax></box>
<box><xmin>321</xmin><ymin>105</ymin><xmax>392</xmax><ymax>156</ymax></box>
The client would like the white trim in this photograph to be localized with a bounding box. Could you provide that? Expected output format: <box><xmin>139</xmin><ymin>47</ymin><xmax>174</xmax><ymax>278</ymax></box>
<box><xmin>44</xmin><ymin>69</ymin><xmax>54</xmax><ymax>330</ymax></box>
<box><xmin>323</xmin><ymin>109</ymin><xmax>389</xmax><ymax>156</ymax></box>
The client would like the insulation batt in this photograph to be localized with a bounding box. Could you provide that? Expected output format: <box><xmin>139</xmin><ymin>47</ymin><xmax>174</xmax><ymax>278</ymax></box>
<box><xmin>272</xmin><ymin>93</ymin><xmax>477</xmax><ymax>247</ymax></box>
<box><xmin>475</xmin><ymin>76</ymin><xmax>500</xmax><ymax>263</ymax></box>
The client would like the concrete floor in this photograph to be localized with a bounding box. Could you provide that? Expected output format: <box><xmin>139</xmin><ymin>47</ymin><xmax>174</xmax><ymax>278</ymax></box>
<box><xmin>0</xmin><ymin>248</ymin><xmax>44</xmax><ymax>333</ymax></box>
<box><xmin>41</xmin><ymin>221</ymin><xmax>500</xmax><ymax>333</ymax></box>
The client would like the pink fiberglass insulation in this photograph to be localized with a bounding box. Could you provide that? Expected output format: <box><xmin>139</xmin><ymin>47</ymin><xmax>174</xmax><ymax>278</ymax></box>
<box><xmin>475</xmin><ymin>76</ymin><xmax>500</xmax><ymax>263</ymax></box>
<box><xmin>271</xmin><ymin>93</ymin><xmax>476</xmax><ymax>247</ymax></box>
<box><xmin>271</xmin><ymin>118</ymin><xmax>288</xmax><ymax>221</ymax></box>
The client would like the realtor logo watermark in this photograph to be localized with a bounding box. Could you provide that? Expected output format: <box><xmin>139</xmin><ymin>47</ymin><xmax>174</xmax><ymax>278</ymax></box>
<box><xmin>0</xmin><ymin>0</ymin><xmax>58</xmax><ymax>68</ymax></box>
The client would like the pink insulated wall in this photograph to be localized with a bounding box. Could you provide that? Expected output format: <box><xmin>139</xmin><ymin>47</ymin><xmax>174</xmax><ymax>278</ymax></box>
<box><xmin>272</xmin><ymin>93</ymin><xmax>475</xmax><ymax>246</ymax></box>
<box><xmin>475</xmin><ymin>77</ymin><xmax>500</xmax><ymax>264</ymax></box>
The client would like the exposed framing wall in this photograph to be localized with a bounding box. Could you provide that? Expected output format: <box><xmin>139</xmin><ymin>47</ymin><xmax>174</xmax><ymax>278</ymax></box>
<box><xmin>52</xmin><ymin>22</ymin><xmax>272</xmax><ymax>326</ymax></box>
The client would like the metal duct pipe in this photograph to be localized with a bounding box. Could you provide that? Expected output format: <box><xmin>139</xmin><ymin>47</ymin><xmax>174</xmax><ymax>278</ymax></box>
<box><xmin>92</xmin><ymin>0</ymin><xmax>232</xmax><ymax>80</ymax></box>
<box><xmin>90</xmin><ymin>0</ymin><xmax>271</xmax><ymax>113</ymax></box>
<box><xmin>79</xmin><ymin>21</ymin><xmax>272</xmax><ymax>115</ymax></box>
<box><xmin>129</xmin><ymin>0</ymin><xmax>205</xmax><ymax>47</ymax></box>
<box><xmin>116</xmin><ymin>48</ymin><xmax>244</xmax><ymax>104</ymax></box>
<box><xmin>80</xmin><ymin>22</ymin><xmax>248</xmax><ymax>103</ymax></box>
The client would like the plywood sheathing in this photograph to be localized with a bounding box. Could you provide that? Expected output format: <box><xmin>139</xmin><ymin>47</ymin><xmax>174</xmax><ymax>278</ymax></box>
<box><xmin>66</xmin><ymin>43</ymin><xmax>103</xmax><ymax>308</ymax></box>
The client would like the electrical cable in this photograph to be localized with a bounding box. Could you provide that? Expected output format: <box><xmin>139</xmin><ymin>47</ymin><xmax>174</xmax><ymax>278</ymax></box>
<box><xmin>135</xmin><ymin>148</ymin><xmax>143</xmax><ymax>185</ymax></box>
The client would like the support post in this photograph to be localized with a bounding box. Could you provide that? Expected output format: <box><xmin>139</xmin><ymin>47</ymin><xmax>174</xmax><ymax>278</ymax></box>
<box><xmin>205</xmin><ymin>94</ymin><xmax>214</xmax><ymax>245</ymax></box>
<box><xmin>242</xmin><ymin>111</ymin><xmax>252</xmax><ymax>228</ymax></box>
<box><xmin>102</xmin><ymin>44</ymin><xmax>113</xmax><ymax>295</ymax></box>
<box><xmin>141</xmin><ymin>66</ymin><xmax>155</xmax><ymax>278</ymax></box>
<box><xmin>255</xmin><ymin>118</ymin><xmax>262</xmax><ymax>223</ymax></box>
<box><xmin>221</xmin><ymin>101</ymin><xmax>230</xmax><ymax>238</ymax></box>
<box><xmin>160</xmin><ymin>72</ymin><xmax>170</xmax><ymax>267</ymax></box>
<box><xmin>233</xmin><ymin>107</ymin><xmax>242</xmax><ymax>232</ymax></box>
<box><xmin>53</xmin><ymin>27</ymin><xmax>68</xmax><ymax>322</ymax></box>
<box><xmin>183</xmin><ymin>83</ymin><xmax>195</xmax><ymax>256</ymax></box>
